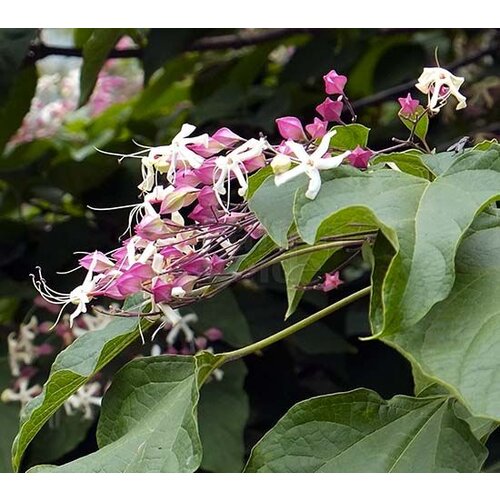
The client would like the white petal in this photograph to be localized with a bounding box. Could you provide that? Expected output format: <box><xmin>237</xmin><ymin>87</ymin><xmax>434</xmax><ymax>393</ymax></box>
<box><xmin>174</xmin><ymin>123</ymin><xmax>196</xmax><ymax>141</ymax></box>
<box><xmin>285</xmin><ymin>140</ymin><xmax>310</xmax><ymax>163</ymax></box>
<box><xmin>312</xmin><ymin>130</ymin><xmax>336</xmax><ymax>160</ymax></box>
<box><xmin>305</xmin><ymin>169</ymin><xmax>322</xmax><ymax>200</ymax></box>
<box><xmin>274</xmin><ymin>164</ymin><xmax>307</xmax><ymax>186</ymax></box>
<box><xmin>316</xmin><ymin>150</ymin><xmax>351</xmax><ymax>170</ymax></box>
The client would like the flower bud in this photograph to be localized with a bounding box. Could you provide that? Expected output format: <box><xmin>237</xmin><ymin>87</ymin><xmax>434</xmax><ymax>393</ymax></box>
<box><xmin>271</xmin><ymin>153</ymin><xmax>292</xmax><ymax>175</ymax></box>
<box><xmin>275</xmin><ymin>116</ymin><xmax>306</xmax><ymax>141</ymax></box>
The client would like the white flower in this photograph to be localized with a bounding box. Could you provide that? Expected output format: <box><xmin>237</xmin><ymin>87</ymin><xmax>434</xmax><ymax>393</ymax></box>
<box><xmin>31</xmin><ymin>254</ymin><xmax>103</xmax><ymax>327</ymax></box>
<box><xmin>274</xmin><ymin>131</ymin><xmax>351</xmax><ymax>200</ymax></box>
<box><xmin>141</xmin><ymin>123</ymin><xmax>209</xmax><ymax>186</ymax></box>
<box><xmin>213</xmin><ymin>138</ymin><xmax>267</xmax><ymax>209</ymax></box>
<box><xmin>1</xmin><ymin>378</ymin><xmax>42</xmax><ymax>407</ymax></box>
<box><xmin>416</xmin><ymin>67</ymin><xmax>467</xmax><ymax>114</ymax></box>
<box><xmin>64</xmin><ymin>382</ymin><xmax>102</xmax><ymax>420</ymax></box>
<box><xmin>7</xmin><ymin>316</ymin><xmax>38</xmax><ymax>376</ymax></box>
<box><xmin>152</xmin><ymin>304</ymin><xmax>198</xmax><ymax>345</ymax></box>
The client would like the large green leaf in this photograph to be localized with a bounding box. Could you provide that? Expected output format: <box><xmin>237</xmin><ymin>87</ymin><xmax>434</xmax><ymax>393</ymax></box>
<box><xmin>31</xmin><ymin>356</ymin><xmax>205</xmax><ymax>472</ymax></box>
<box><xmin>11</xmin><ymin>298</ymin><xmax>147</xmax><ymax>471</ymax></box>
<box><xmin>79</xmin><ymin>29</ymin><xmax>126</xmax><ymax>106</ymax></box>
<box><xmin>293</xmin><ymin>147</ymin><xmax>500</xmax><ymax>336</ymax></box>
<box><xmin>198</xmin><ymin>360</ymin><xmax>248</xmax><ymax>472</ymax></box>
<box><xmin>0</xmin><ymin>29</ymin><xmax>36</xmax><ymax>106</ymax></box>
<box><xmin>245</xmin><ymin>389</ymin><xmax>487</xmax><ymax>472</ymax></box>
<box><xmin>371</xmin><ymin>150</ymin><xmax>432</xmax><ymax>180</ymax></box>
<box><xmin>384</xmin><ymin>226</ymin><xmax>500</xmax><ymax>421</ymax></box>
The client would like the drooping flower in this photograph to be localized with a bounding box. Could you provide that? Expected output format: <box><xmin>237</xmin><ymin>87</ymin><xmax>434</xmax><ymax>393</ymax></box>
<box><xmin>64</xmin><ymin>382</ymin><xmax>102</xmax><ymax>420</ymax></box>
<box><xmin>316</xmin><ymin>97</ymin><xmax>343</xmax><ymax>123</ymax></box>
<box><xmin>274</xmin><ymin>131</ymin><xmax>351</xmax><ymax>200</ymax></box>
<box><xmin>323</xmin><ymin>69</ymin><xmax>347</xmax><ymax>95</ymax></box>
<box><xmin>415</xmin><ymin>67</ymin><xmax>467</xmax><ymax>114</ymax></box>
<box><xmin>398</xmin><ymin>93</ymin><xmax>420</xmax><ymax>115</ymax></box>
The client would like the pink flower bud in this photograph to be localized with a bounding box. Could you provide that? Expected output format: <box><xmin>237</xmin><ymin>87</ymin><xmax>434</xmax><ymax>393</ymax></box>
<box><xmin>398</xmin><ymin>93</ymin><xmax>420</xmax><ymax>115</ymax></box>
<box><xmin>275</xmin><ymin>116</ymin><xmax>306</xmax><ymax>141</ymax></box>
<box><xmin>321</xmin><ymin>271</ymin><xmax>343</xmax><ymax>292</ymax></box>
<box><xmin>151</xmin><ymin>277</ymin><xmax>173</xmax><ymax>303</ymax></box>
<box><xmin>305</xmin><ymin>118</ymin><xmax>328</xmax><ymax>139</ymax></box>
<box><xmin>209</xmin><ymin>255</ymin><xmax>226</xmax><ymax>274</ymax></box>
<box><xmin>197</xmin><ymin>186</ymin><xmax>219</xmax><ymax>208</ymax></box>
<box><xmin>195</xmin><ymin>337</ymin><xmax>208</xmax><ymax>350</ymax></box>
<box><xmin>181</xmin><ymin>257</ymin><xmax>211</xmax><ymax>276</ymax></box>
<box><xmin>174</xmin><ymin>170</ymin><xmax>200</xmax><ymax>188</ymax></box>
<box><xmin>159</xmin><ymin>186</ymin><xmax>198</xmax><ymax>214</ymax></box>
<box><xmin>243</xmin><ymin>153</ymin><xmax>266</xmax><ymax>173</ymax></box>
<box><xmin>135</xmin><ymin>214</ymin><xmax>167</xmax><ymax>240</ymax></box>
<box><xmin>194</xmin><ymin>158</ymin><xmax>216</xmax><ymax>185</ymax></box>
<box><xmin>316</xmin><ymin>97</ymin><xmax>343</xmax><ymax>123</ymax></box>
<box><xmin>189</xmin><ymin>139</ymin><xmax>225</xmax><ymax>157</ymax></box>
<box><xmin>347</xmin><ymin>146</ymin><xmax>373</xmax><ymax>169</ymax></box>
<box><xmin>323</xmin><ymin>69</ymin><xmax>347</xmax><ymax>95</ymax></box>
<box><xmin>204</xmin><ymin>327</ymin><xmax>223</xmax><ymax>342</ymax></box>
<box><xmin>36</xmin><ymin>344</ymin><xmax>54</xmax><ymax>356</ymax></box>
<box><xmin>212</xmin><ymin>127</ymin><xmax>243</xmax><ymax>148</ymax></box>
<box><xmin>79</xmin><ymin>251</ymin><xmax>114</xmax><ymax>273</ymax></box>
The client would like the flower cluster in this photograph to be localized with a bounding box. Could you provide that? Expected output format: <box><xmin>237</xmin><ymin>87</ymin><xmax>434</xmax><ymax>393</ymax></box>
<box><xmin>28</xmin><ymin>64</ymin><xmax>468</xmax><ymax>344</ymax></box>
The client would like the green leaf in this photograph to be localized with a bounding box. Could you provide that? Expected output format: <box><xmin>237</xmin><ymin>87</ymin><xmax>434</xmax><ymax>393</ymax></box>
<box><xmin>25</xmin><ymin>411</ymin><xmax>94</xmax><ymax>468</ymax></box>
<box><xmin>371</xmin><ymin>149</ymin><xmax>432</xmax><ymax>180</ymax></box>
<box><xmin>199</xmin><ymin>360</ymin><xmax>248</xmax><ymax>472</ymax></box>
<box><xmin>31</xmin><ymin>356</ymin><xmax>205</xmax><ymax>472</ymax></box>
<box><xmin>281</xmin><ymin>247</ymin><xmax>340</xmax><ymax>318</ymax></box>
<box><xmin>0</xmin><ymin>358</ymin><xmax>19</xmax><ymax>472</ymax></box>
<box><xmin>247</xmin><ymin>166</ymin><xmax>273</xmax><ymax>199</ymax></box>
<box><xmin>79</xmin><ymin>29</ymin><xmax>126</xmax><ymax>107</ymax></box>
<box><xmin>249</xmin><ymin>174</ymin><xmax>305</xmax><ymax>248</ymax></box>
<box><xmin>189</xmin><ymin>290</ymin><xmax>252</xmax><ymax>348</ymax></box>
<box><xmin>0</xmin><ymin>29</ymin><xmax>36</xmax><ymax>106</ymax></box>
<box><xmin>11</xmin><ymin>297</ymin><xmax>148</xmax><ymax>471</ymax></box>
<box><xmin>421</xmin><ymin>151</ymin><xmax>457</xmax><ymax>176</ymax></box>
<box><xmin>143</xmin><ymin>29</ymin><xmax>205</xmax><ymax>81</ymax></box>
<box><xmin>384</xmin><ymin>225</ymin><xmax>500</xmax><ymax>421</ymax></box>
<box><xmin>329</xmin><ymin>124</ymin><xmax>369</xmax><ymax>151</ymax></box>
<box><xmin>294</xmin><ymin>146</ymin><xmax>500</xmax><ymax>337</ymax></box>
<box><xmin>0</xmin><ymin>65</ymin><xmax>38</xmax><ymax>151</ymax></box>
<box><xmin>236</xmin><ymin>235</ymin><xmax>277</xmax><ymax>272</ymax></box>
<box><xmin>399</xmin><ymin>105</ymin><xmax>429</xmax><ymax>142</ymax></box>
<box><xmin>245</xmin><ymin>389</ymin><xmax>487</xmax><ymax>472</ymax></box>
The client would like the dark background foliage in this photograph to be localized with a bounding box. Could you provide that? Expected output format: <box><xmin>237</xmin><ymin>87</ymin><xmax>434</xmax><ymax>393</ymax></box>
<box><xmin>1</xmin><ymin>28</ymin><xmax>500</xmax><ymax>472</ymax></box>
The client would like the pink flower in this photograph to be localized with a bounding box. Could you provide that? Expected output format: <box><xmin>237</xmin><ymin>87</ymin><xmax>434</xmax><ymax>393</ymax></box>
<box><xmin>323</xmin><ymin>70</ymin><xmax>347</xmax><ymax>95</ymax></box>
<box><xmin>197</xmin><ymin>186</ymin><xmax>219</xmax><ymax>208</ymax></box>
<box><xmin>212</xmin><ymin>127</ymin><xmax>243</xmax><ymax>148</ymax></box>
<box><xmin>347</xmin><ymin>146</ymin><xmax>373</xmax><ymax>169</ymax></box>
<box><xmin>305</xmin><ymin>118</ymin><xmax>328</xmax><ymax>139</ymax></box>
<box><xmin>275</xmin><ymin>116</ymin><xmax>306</xmax><ymax>141</ymax></box>
<box><xmin>151</xmin><ymin>276</ymin><xmax>174</xmax><ymax>302</ymax></box>
<box><xmin>194</xmin><ymin>159</ymin><xmax>216</xmax><ymax>185</ymax></box>
<box><xmin>116</xmin><ymin>263</ymin><xmax>153</xmax><ymax>295</ymax></box>
<box><xmin>243</xmin><ymin>154</ymin><xmax>266</xmax><ymax>173</ymax></box>
<box><xmin>316</xmin><ymin>97</ymin><xmax>343</xmax><ymax>123</ymax></box>
<box><xmin>321</xmin><ymin>271</ymin><xmax>343</xmax><ymax>292</ymax></box>
<box><xmin>398</xmin><ymin>93</ymin><xmax>420</xmax><ymax>115</ymax></box>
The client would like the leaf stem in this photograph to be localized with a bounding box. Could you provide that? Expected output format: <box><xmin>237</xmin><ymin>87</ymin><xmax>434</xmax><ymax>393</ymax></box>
<box><xmin>220</xmin><ymin>285</ymin><xmax>371</xmax><ymax>362</ymax></box>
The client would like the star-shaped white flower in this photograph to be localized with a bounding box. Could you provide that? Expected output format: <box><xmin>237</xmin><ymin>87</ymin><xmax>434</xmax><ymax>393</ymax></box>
<box><xmin>416</xmin><ymin>67</ymin><xmax>466</xmax><ymax>114</ymax></box>
<box><xmin>1</xmin><ymin>378</ymin><xmax>42</xmax><ymax>407</ymax></box>
<box><xmin>274</xmin><ymin>131</ymin><xmax>351</xmax><ymax>200</ymax></box>
<box><xmin>213</xmin><ymin>138</ymin><xmax>267</xmax><ymax>209</ymax></box>
<box><xmin>141</xmin><ymin>124</ymin><xmax>209</xmax><ymax>186</ymax></box>
<box><xmin>64</xmin><ymin>382</ymin><xmax>102</xmax><ymax>420</ymax></box>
